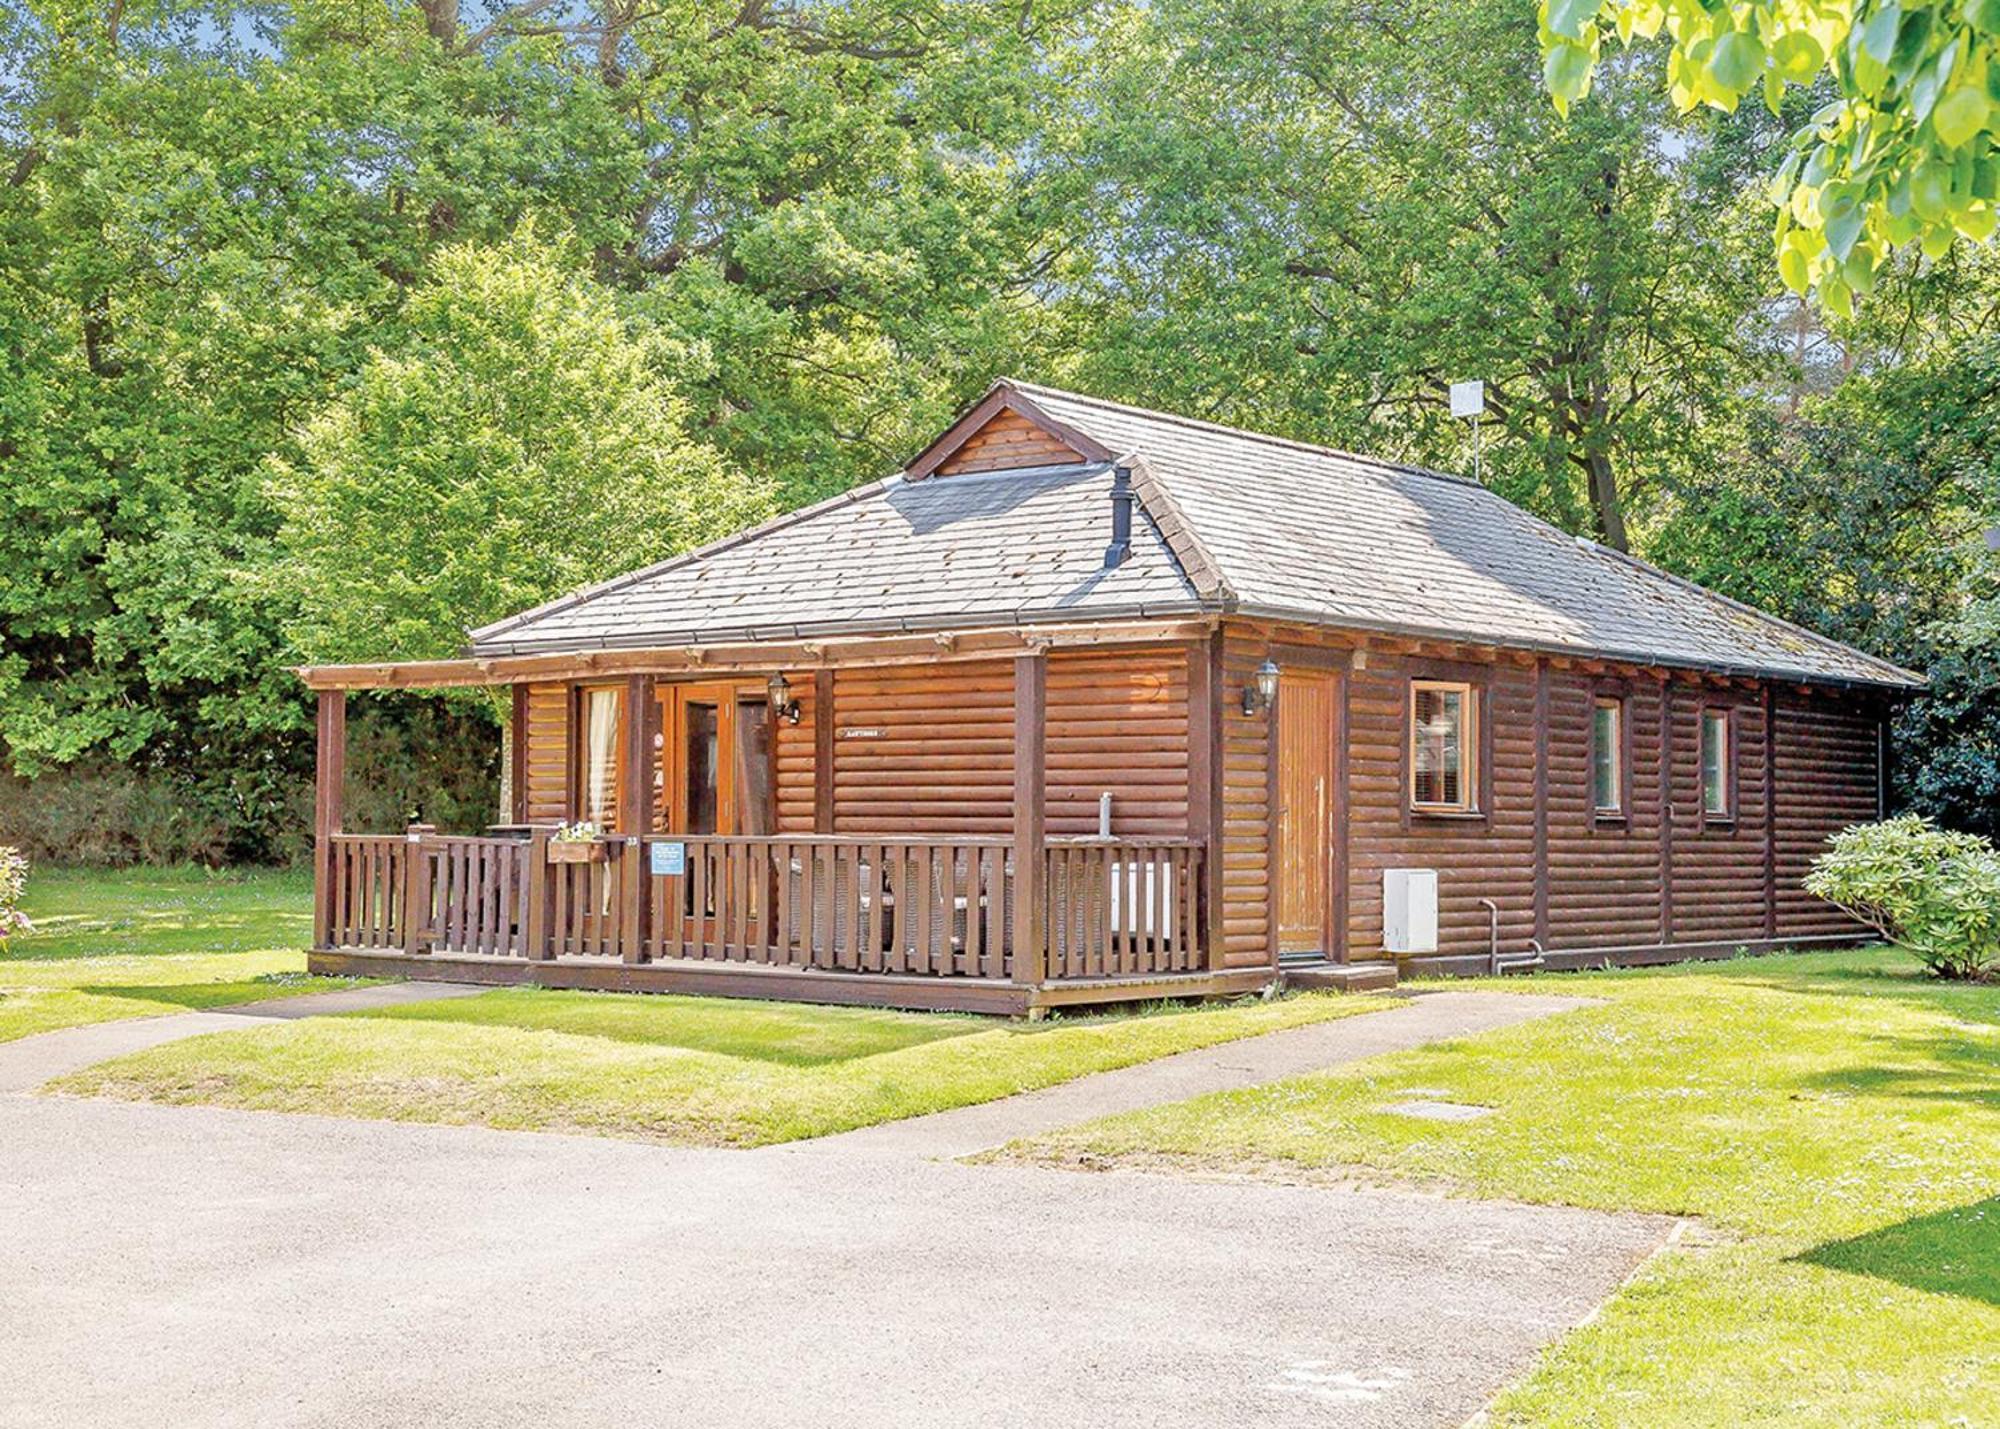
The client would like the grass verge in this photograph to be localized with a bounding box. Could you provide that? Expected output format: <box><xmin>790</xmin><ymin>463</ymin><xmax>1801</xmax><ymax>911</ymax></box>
<box><xmin>55</xmin><ymin>984</ymin><xmax>1389</xmax><ymax>1145</ymax></box>
<box><xmin>1001</xmin><ymin>947</ymin><xmax>2000</xmax><ymax>1426</ymax></box>
<box><xmin>1</xmin><ymin>867</ymin><xmax>373</xmax><ymax>1043</ymax></box>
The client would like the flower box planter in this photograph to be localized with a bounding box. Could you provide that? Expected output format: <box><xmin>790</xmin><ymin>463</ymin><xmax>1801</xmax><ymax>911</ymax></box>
<box><xmin>548</xmin><ymin>839</ymin><xmax>610</xmax><ymax>865</ymax></box>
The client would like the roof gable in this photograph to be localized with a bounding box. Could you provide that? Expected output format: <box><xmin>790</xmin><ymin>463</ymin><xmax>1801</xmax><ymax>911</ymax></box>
<box><xmin>904</xmin><ymin>385</ymin><xmax>1113</xmax><ymax>479</ymax></box>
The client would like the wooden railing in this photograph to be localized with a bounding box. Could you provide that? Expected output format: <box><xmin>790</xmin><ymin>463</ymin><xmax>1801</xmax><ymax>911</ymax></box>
<box><xmin>422</xmin><ymin>836</ymin><xmax>533</xmax><ymax>957</ymax></box>
<box><xmin>1046</xmin><ymin>839</ymin><xmax>1205</xmax><ymax>978</ymax></box>
<box><xmin>325</xmin><ymin>834</ymin><xmax>408</xmax><ymax>950</ymax></box>
<box><xmin>320</xmin><ymin>828</ymin><xmax>1205</xmax><ymax>982</ymax></box>
<box><xmin>638</xmin><ymin>836</ymin><xmax>1016</xmax><ymax>977</ymax></box>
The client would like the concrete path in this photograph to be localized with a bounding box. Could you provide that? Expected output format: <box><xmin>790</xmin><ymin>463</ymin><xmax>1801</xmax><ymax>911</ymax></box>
<box><xmin>0</xmin><ymin>980</ymin><xmax>485</xmax><ymax>1093</ymax></box>
<box><xmin>1</xmin><ymin>1091</ymin><xmax>1671</xmax><ymax>1429</ymax></box>
<box><xmin>801</xmin><ymin>989</ymin><xmax>1593</xmax><ymax>1160</ymax></box>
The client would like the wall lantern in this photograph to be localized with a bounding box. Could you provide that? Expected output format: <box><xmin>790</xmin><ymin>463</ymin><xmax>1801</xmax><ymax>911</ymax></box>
<box><xmin>1243</xmin><ymin>659</ymin><xmax>1281</xmax><ymax>717</ymax></box>
<box><xmin>767</xmin><ymin>672</ymin><xmax>802</xmax><ymax>725</ymax></box>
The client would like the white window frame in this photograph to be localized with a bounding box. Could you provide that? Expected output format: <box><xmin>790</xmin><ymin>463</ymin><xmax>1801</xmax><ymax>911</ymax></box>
<box><xmin>1409</xmin><ymin>679</ymin><xmax>1479</xmax><ymax>813</ymax></box>
<box><xmin>1592</xmin><ymin>696</ymin><xmax>1624</xmax><ymax>815</ymax></box>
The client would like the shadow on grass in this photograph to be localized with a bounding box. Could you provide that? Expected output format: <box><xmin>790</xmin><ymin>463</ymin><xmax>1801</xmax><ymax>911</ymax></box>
<box><xmin>83</xmin><ymin>979</ymin><xmax>308</xmax><ymax>1012</ymax></box>
<box><xmin>1726</xmin><ymin>955</ymin><xmax>2000</xmax><ymax>1025</ymax></box>
<box><xmin>1795</xmin><ymin>1197</ymin><xmax>2000</xmax><ymax>1308</ymax></box>
<box><xmin>341</xmin><ymin>993</ymin><xmax>987</xmax><ymax>1068</ymax></box>
<box><xmin>1787</xmin><ymin>1025</ymin><xmax>2000</xmax><ymax>1112</ymax></box>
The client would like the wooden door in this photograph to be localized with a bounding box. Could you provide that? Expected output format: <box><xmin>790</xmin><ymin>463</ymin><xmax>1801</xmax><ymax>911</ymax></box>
<box><xmin>1275</xmin><ymin>669</ymin><xmax>1336</xmax><ymax>957</ymax></box>
<box><xmin>657</xmin><ymin>683</ymin><xmax>741</xmax><ymax>837</ymax></box>
<box><xmin>656</xmin><ymin>682</ymin><xmax>776</xmax><ymax>948</ymax></box>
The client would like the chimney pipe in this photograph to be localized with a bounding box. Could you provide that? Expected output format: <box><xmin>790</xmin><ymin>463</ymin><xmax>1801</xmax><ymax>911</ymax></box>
<box><xmin>1104</xmin><ymin>464</ymin><xmax>1134</xmax><ymax>570</ymax></box>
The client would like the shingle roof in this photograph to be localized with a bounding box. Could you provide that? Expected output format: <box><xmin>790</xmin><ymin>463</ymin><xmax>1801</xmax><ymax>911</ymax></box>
<box><xmin>469</xmin><ymin>379</ymin><xmax>1922</xmax><ymax>690</ymax></box>
<box><xmin>467</xmin><ymin>461</ymin><xmax>1204</xmax><ymax>654</ymax></box>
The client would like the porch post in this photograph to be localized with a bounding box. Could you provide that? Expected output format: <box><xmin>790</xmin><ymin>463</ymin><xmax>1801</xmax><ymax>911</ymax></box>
<box><xmin>812</xmin><ymin>669</ymin><xmax>836</xmax><ymax>833</ymax></box>
<box><xmin>507</xmin><ymin>684</ymin><xmax>529</xmax><ymax>822</ymax></box>
<box><xmin>312</xmin><ymin>690</ymin><xmax>346</xmax><ymax>949</ymax></box>
<box><xmin>1012</xmin><ymin>651</ymin><xmax>1048</xmax><ymax>991</ymax></box>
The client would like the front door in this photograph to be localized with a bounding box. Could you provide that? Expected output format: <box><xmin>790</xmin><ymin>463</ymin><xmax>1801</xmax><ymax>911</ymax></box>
<box><xmin>655</xmin><ymin>682</ymin><xmax>775</xmax><ymax>944</ymax></box>
<box><xmin>1275</xmin><ymin>669</ymin><xmax>1336</xmax><ymax>957</ymax></box>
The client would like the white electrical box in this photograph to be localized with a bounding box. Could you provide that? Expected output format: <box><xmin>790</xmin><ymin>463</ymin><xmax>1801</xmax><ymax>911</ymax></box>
<box><xmin>1383</xmin><ymin>869</ymin><xmax>1438</xmax><ymax>954</ymax></box>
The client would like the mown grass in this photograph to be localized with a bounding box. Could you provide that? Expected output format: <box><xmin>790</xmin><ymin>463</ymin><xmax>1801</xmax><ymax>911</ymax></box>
<box><xmin>56</xmin><ymin>984</ymin><xmax>1390</xmax><ymax>1146</ymax></box>
<box><xmin>1005</xmin><ymin>947</ymin><xmax>2000</xmax><ymax>1426</ymax></box>
<box><xmin>0</xmin><ymin>867</ymin><xmax>370</xmax><ymax>1043</ymax></box>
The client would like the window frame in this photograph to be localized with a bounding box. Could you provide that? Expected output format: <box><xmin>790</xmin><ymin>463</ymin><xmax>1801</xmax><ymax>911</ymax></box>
<box><xmin>1408</xmin><ymin>678</ymin><xmax>1481</xmax><ymax>815</ymax></box>
<box><xmin>1590</xmin><ymin>693</ymin><xmax>1627</xmax><ymax>818</ymax></box>
<box><xmin>1699</xmin><ymin>704</ymin><xmax>1735</xmax><ymax>824</ymax></box>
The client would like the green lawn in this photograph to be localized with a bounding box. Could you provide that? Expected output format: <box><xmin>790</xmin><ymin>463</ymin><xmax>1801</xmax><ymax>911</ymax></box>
<box><xmin>1006</xmin><ymin>947</ymin><xmax>2000</xmax><ymax>1426</ymax></box>
<box><xmin>0</xmin><ymin>867</ymin><xmax>371</xmax><ymax>1043</ymax></box>
<box><xmin>56</xmin><ymin>983</ymin><xmax>1388</xmax><ymax>1146</ymax></box>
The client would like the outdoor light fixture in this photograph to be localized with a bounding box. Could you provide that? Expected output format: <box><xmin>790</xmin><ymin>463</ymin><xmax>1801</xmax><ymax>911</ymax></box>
<box><xmin>1243</xmin><ymin>659</ymin><xmax>1281</xmax><ymax>717</ymax></box>
<box><xmin>767</xmin><ymin>672</ymin><xmax>802</xmax><ymax>725</ymax></box>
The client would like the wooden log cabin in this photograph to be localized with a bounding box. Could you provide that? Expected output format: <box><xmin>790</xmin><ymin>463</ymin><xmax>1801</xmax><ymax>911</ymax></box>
<box><xmin>302</xmin><ymin>379</ymin><xmax>1922</xmax><ymax>1011</ymax></box>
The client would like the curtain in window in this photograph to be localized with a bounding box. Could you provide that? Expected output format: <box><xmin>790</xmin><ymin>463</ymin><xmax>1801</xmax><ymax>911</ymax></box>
<box><xmin>1593</xmin><ymin>701</ymin><xmax>1621</xmax><ymax>811</ymax></box>
<box><xmin>583</xmin><ymin>687</ymin><xmax>622</xmax><ymax>830</ymax></box>
<box><xmin>1413</xmin><ymin>687</ymin><xmax>1464</xmax><ymax>806</ymax></box>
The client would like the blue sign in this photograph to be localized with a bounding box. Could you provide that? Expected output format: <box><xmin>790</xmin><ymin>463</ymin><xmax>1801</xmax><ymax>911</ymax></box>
<box><xmin>650</xmin><ymin>841</ymin><xmax>687</xmax><ymax>877</ymax></box>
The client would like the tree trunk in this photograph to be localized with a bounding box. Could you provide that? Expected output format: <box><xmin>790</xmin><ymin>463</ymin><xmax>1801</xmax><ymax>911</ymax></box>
<box><xmin>1584</xmin><ymin>447</ymin><xmax>1628</xmax><ymax>552</ymax></box>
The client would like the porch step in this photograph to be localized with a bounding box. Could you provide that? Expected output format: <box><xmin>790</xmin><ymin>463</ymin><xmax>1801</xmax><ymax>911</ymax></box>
<box><xmin>1281</xmin><ymin>960</ymin><xmax>1400</xmax><ymax>994</ymax></box>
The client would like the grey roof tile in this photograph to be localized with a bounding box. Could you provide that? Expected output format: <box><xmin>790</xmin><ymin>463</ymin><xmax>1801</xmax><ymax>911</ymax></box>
<box><xmin>469</xmin><ymin>381</ymin><xmax>1921</xmax><ymax>690</ymax></box>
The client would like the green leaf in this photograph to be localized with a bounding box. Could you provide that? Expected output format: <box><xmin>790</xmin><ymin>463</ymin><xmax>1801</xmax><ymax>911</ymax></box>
<box><xmin>1770</xmin><ymin>31</ymin><xmax>1826</xmax><ymax>83</ymax></box>
<box><xmin>1955</xmin><ymin>204</ymin><xmax>1998</xmax><ymax>240</ymax></box>
<box><xmin>1545</xmin><ymin>0</ymin><xmax>1600</xmax><ymax>42</ymax></box>
<box><xmin>1778</xmin><ymin>237</ymin><xmax>1811</xmax><ymax>292</ymax></box>
<box><xmin>1861</xmin><ymin>1</ymin><xmax>1903</xmax><ymax>65</ymax></box>
<box><xmin>1912</xmin><ymin>161</ymin><xmax>1954</xmax><ymax>220</ymax></box>
<box><xmin>1544</xmin><ymin>39</ymin><xmax>1595</xmax><ymax>109</ymax></box>
<box><xmin>1708</xmin><ymin>31</ymin><xmax>1765</xmax><ymax>94</ymax></box>
<box><xmin>1967</xmin><ymin>0</ymin><xmax>2000</xmax><ymax>36</ymax></box>
<box><xmin>1934</xmin><ymin>87</ymin><xmax>1992</xmax><ymax>148</ymax></box>
<box><xmin>1823</xmin><ymin>192</ymin><xmax>1865</xmax><ymax>261</ymax></box>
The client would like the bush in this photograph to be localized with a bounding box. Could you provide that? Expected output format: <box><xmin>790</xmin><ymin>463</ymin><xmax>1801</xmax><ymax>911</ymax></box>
<box><xmin>0</xmin><ymin>846</ymin><xmax>30</xmax><ymax>950</ymax></box>
<box><xmin>1806</xmin><ymin>816</ymin><xmax>2000</xmax><ymax>981</ymax></box>
<box><xmin>0</xmin><ymin>693</ymin><xmax>499</xmax><ymax>867</ymax></box>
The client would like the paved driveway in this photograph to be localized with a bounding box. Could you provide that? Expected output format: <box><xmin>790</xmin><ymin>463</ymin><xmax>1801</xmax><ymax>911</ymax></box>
<box><xmin>1</xmin><ymin>1082</ymin><xmax>1668</xmax><ymax>1428</ymax></box>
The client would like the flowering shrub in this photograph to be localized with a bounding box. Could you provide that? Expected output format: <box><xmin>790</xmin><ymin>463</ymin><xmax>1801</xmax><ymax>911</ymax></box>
<box><xmin>1806</xmin><ymin>817</ymin><xmax>2000</xmax><ymax>981</ymax></box>
<box><xmin>0</xmin><ymin>846</ymin><xmax>31</xmax><ymax>950</ymax></box>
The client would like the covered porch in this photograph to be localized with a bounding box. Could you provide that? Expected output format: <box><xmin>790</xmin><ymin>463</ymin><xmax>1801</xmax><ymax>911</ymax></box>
<box><xmin>302</xmin><ymin>620</ymin><xmax>1262</xmax><ymax>1015</ymax></box>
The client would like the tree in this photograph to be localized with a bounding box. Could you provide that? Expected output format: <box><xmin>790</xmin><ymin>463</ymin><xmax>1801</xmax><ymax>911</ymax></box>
<box><xmin>268</xmin><ymin>224</ymin><xmax>767</xmax><ymax>665</ymax></box>
<box><xmin>1059</xmin><ymin>0</ymin><xmax>1769</xmax><ymax>549</ymax></box>
<box><xmin>1540</xmin><ymin>0</ymin><xmax>2000</xmax><ymax>311</ymax></box>
<box><xmin>0</xmin><ymin>0</ymin><xmax>1088</xmax><ymax>854</ymax></box>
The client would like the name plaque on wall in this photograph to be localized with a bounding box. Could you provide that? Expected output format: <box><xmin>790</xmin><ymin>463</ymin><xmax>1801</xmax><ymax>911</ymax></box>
<box><xmin>650</xmin><ymin>841</ymin><xmax>687</xmax><ymax>877</ymax></box>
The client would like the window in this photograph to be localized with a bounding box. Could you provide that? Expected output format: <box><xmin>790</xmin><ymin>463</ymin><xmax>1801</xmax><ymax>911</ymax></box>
<box><xmin>578</xmin><ymin>684</ymin><xmax>625</xmax><ymax>831</ymax></box>
<box><xmin>1411</xmin><ymin>681</ymin><xmax>1478</xmax><ymax>811</ymax></box>
<box><xmin>1592</xmin><ymin>697</ymin><xmax>1623</xmax><ymax>814</ymax></box>
<box><xmin>1701</xmin><ymin>708</ymin><xmax>1731</xmax><ymax>818</ymax></box>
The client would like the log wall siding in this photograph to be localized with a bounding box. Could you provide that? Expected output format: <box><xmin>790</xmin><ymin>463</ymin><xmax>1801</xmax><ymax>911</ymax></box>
<box><xmin>775</xmin><ymin>677</ymin><xmax>819</xmax><ymax>833</ymax></box>
<box><xmin>1773</xmin><ymin>692</ymin><xmax>1883</xmax><ymax>936</ymax></box>
<box><xmin>1344</xmin><ymin>655</ymin><xmax>1539</xmax><ymax>960</ymax></box>
<box><xmin>1219</xmin><ymin>633</ymin><xmax>1275</xmax><ymax>968</ymax></box>
<box><xmin>1545</xmin><ymin>679</ymin><xmax>1664</xmax><ymax>950</ymax></box>
<box><xmin>1667</xmin><ymin>688</ymin><xmax>1771</xmax><ymax>945</ymax></box>
<box><xmin>521</xmin><ymin>682</ymin><xmax>570</xmax><ymax>823</ymax></box>
<box><xmin>499</xmin><ymin>629</ymin><xmax>1881</xmax><ymax>973</ymax></box>
<box><xmin>831</xmin><ymin>661</ymin><xmax>1017</xmax><ymax>834</ymax></box>
<box><xmin>1319</xmin><ymin>639</ymin><xmax>1878</xmax><ymax>962</ymax></box>
<box><xmin>1047</xmin><ymin>650</ymin><xmax>1190</xmax><ymax>837</ymax></box>
<box><xmin>933</xmin><ymin>408</ymin><xmax>1083</xmax><ymax>475</ymax></box>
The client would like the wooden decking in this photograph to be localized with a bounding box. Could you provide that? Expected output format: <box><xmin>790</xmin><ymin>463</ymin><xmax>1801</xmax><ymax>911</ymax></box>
<box><xmin>314</xmin><ymin>827</ymin><xmax>1233</xmax><ymax>1014</ymax></box>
